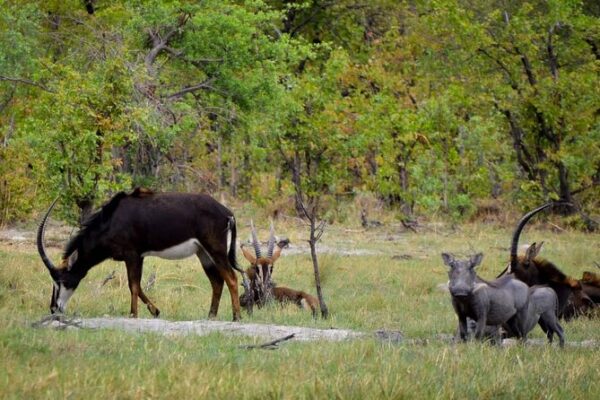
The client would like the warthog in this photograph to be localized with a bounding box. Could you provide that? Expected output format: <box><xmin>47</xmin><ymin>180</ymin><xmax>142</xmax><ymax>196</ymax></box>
<box><xmin>517</xmin><ymin>285</ymin><xmax>565</xmax><ymax>346</ymax></box>
<box><xmin>467</xmin><ymin>285</ymin><xmax>566</xmax><ymax>346</ymax></box>
<box><xmin>442</xmin><ymin>252</ymin><xmax>529</xmax><ymax>342</ymax></box>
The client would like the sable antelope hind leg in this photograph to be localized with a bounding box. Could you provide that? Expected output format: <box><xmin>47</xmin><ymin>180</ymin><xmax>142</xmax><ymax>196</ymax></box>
<box><xmin>200</xmin><ymin>264</ymin><xmax>241</xmax><ymax>321</ymax></box>
<box><xmin>218</xmin><ymin>264</ymin><xmax>241</xmax><ymax>321</ymax></box>
<box><xmin>125</xmin><ymin>256</ymin><xmax>160</xmax><ymax>318</ymax></box>
<box><xmin>207</xmin><ymin>249</ymin><xmax>241</xmax><ymax>321</ymax></box>
<box><xmin>201</xmin><ymin>265</ymin><xmax>225</xmax><ymax>319</ymax></box>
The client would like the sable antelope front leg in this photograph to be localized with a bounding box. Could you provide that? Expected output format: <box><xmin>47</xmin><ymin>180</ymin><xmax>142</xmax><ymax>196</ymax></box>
<box><xmin>125</xmin><ymin>256</ymin><xmax>160</xmax><ymax>318</ymax></box>
<box><xmin>138</xmin><ymin>287</ymin><xmax>160</xmax><ymax>317</ymax></box>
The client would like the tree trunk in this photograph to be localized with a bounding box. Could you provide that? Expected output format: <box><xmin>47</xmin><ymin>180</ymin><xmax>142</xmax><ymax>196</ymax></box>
<box><xmin>217</xmin><ymin>134</ymin><xmax>224</xmax><ymax>193</ymax></box>
<box><xmin>308</xmin><ymin>218</ymin><xmax>329</xmax><ymax>319</ymax></box>
<box><xmin>555</xmin><ymin>161</ymin><xmax>575</xmax><ymax>215</ymax></box>
<box><xmin>292</xmin><ymin>150</ymin><xmax>305</xmax><ymax>217</ymax></box>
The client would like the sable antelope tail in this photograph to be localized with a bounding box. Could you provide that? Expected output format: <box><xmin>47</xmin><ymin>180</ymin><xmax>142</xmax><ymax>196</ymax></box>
<box><xmin>227</xmin><ymin>216</ymin><xmax>244</xmax><ymax>274</ymax></box>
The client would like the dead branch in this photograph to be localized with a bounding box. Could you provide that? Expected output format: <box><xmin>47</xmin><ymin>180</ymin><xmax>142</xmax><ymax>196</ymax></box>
<box><xmin>100</xmin><ymin>270</ymin><xmax>116</xmax><ymax>287</ymax></box>
<box><xmin>401</xmin><ymin>219</ymin><xmax>418</xmax><ymax>233</ymax></box>
<box><xmin>314</xmin><ymin>220</ymin><xmax>326</xmax><ymax>242</ymax></box>
<box><xmin>240</xmin><ymin>333</ymin><xmax>295</xmax><ymax>350</ymax></box>
<box><xmin>165</xmin><ymin>78</ymin><xmax>216</xmax><ymax>100</ymax></box>
<box><xmin>0</xmin><ymin>76</ymin><xmax>55</xmax><ymax>93</ymax></box>
<box><xmin>31</xmin><ymin>314</ymin><xmax>82</xmax><ymax>329</ymax></box>
<box><xmin>144</xmin><ymin>12</ymin><xmax>190</xmax><ymax>74</ymax></box>
<box><xmin>547</xmin><ymin>222</ymin><xmax>566</xmax><ymax>233</ymax></box>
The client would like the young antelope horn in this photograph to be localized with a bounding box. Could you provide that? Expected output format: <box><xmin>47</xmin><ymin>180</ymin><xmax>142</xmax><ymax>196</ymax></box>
<box><xmin>267</xmin><ymin>220</ymin><xmax>276</xmax><ymax>258</ymax></box>
<box><xmin>250</xmin><ymin>220</ymin><xmax>262</xmax><ymax>258</ymax></box>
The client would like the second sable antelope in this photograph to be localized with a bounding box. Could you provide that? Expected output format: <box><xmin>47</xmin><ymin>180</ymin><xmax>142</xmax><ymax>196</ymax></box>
<box><xmin>240</xmin><ymin>221</ymin><xmax>319</xmax><ymax>317</ymax></box>
<box><xmin>37</xmin><ymin>188</ymin><xmax>244</xmax><ymax>320</ymax></box>
<box><xmin>507</xmin><ymin>203</ymin><xmax>594</xmax><ymax>318</ymax></box>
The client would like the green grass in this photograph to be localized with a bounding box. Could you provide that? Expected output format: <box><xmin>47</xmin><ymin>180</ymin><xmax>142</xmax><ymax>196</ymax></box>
<box><xmin>1</xmin><ymin>222</ymin><xmax>599</xmax><ymax>399</ymax></box>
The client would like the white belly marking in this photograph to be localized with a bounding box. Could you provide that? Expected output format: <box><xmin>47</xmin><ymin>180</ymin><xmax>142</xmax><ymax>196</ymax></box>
<box><xmin>142</xmin><ymin>239</ymin><xmax>201</xmax><ymax>260</ymax></box>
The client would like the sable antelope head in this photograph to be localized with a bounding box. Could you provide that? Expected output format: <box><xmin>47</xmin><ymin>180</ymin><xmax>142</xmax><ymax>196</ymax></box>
<box><xmin>240</xmin><ymin>221</ymin><xmax>289</xmax><ymax>304</ymax></box>
<box><xmin>37</xmin><ymin>199</ymin><xmax>89</xmax><ymax>314</ymax></box>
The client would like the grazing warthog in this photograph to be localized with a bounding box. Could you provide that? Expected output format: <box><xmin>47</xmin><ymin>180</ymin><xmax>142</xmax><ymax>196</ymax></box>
<box><xmin>37</xmin><ymin>188</ymin><xmax>244</xmax><ymax>320</ymax></box>
<box><xmin>240</xmin><ymin>221</ymin><xmax>318</xmax><ymax>317</ymax></box>
<box><xmin>506</xmin><ymin>203</ymin><xmax>595</xmax><ymax>319</ymax></box>
<box><xmin>442</xmin><ymin>252</ymin><xmax>529</xmax><ymax>342</ymax></box>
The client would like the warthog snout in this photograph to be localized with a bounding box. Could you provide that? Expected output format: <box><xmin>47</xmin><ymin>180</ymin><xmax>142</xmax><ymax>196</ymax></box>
<box><xmin>449</xmin><ymin>286</ymin><xmax>471</xmax><ymax>297</ymax></box>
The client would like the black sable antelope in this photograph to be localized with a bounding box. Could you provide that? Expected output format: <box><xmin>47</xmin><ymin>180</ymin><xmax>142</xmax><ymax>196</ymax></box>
<box><xmin>506</xmin><ymin>203</ymin><xmax>594</xmax><ymax>319</ymax></box>
<box><xmin>37</xmin><ymin>188</ymin><xmax>244</xmax><ymax>320</ymax></box>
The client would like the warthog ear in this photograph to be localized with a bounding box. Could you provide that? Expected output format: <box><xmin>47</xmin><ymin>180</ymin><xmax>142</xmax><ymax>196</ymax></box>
<box><xmin>441</xmin><ymin>253</ymin><xmax>454</xmax><ymax>267</ymax></box>
<box><xmin>525</xmin><ymin>241</ymin><xmax>543</xmax><ymax>263</ymax></box>
<box><xmin>470</xmin><ymin>253</ymin><xmax>483</xmax><ymax>268</ymax></box>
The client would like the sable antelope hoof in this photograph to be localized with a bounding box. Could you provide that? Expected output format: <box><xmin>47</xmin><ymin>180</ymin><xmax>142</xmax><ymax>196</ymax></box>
<box><xmin>129</xmin><ymin>312</ymin><xmax>138</xmax><ymax>318</ymax></box>
<box><xmin>148</xmin><ymin>305</ymin><xmax>160</xmax><ymax>318</ymax></box>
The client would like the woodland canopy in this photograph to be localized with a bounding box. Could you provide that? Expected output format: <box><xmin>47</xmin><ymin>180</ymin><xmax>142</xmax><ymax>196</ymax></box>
<box><xmin>1</xmin><ymin>0</ymin><xmax>599</xmax><ymax>227</ymax></box>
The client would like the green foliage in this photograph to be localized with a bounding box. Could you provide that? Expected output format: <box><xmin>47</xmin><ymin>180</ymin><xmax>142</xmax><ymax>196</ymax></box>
<box><xmin>0</xmin><ymin>0</ymin><xmax>598</xmax><ymax>224</ymax></box>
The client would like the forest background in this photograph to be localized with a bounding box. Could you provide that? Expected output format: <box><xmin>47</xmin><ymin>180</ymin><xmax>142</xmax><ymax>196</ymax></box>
<box><xmin>1</xmin><ymin>0</ymin><xmax>599</xmax><ymax>228</ymax></box>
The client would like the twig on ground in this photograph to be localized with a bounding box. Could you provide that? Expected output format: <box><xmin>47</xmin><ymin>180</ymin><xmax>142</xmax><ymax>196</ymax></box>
<box><xmin>548</xmin><ymin>222</ymin><xmax>566</xmax><ymax>232</ymax></box>
<box><xmin>401</xmin><ymin>219</ymin><xmax>418</xmax><ymax>233</ymax></box>
<box><xmin>240</xmin><ymin>333</ymin><xmax>295</xmax><ymax>350</ymax></box>
<box><xmin>31</xmin><ymin>314</ymin><xmax>82</xmax><ymax>329</ymax></box>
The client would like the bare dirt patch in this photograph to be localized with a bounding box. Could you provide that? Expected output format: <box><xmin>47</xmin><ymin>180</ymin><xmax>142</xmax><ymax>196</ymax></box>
<box><xmin>37</xmin><ymin>317</ymin><xmax>365</xmax><ymax>341</ymax></box>
<box><xmin>34</xmin><ymin>317</ymin><xmax>598</xmax><ymax>348</ymax></box>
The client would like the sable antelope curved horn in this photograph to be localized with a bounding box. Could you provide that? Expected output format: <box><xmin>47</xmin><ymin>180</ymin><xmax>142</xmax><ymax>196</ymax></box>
<box><xmin>267</xmin><ymin>220</ymin><xmax>276</xmax><ymax>258</ymax></box>
<box><xmin>250</xmin><ymin>220</ymin><xmax>262</xmax><ymax>258</ymax></box>
<box><xmin>37</xmin><ymin>198</ymin><xmax>60</xmax><ymax>273</ymax></box>
<box><xmin>510</xmin><ymin>202</ymin><xmax>566</xmax><ymax>271</ymax></box>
